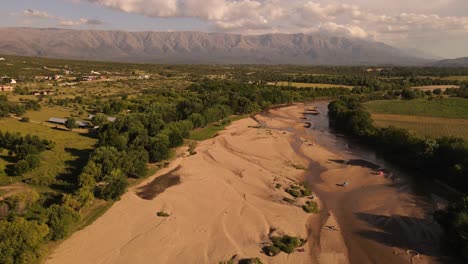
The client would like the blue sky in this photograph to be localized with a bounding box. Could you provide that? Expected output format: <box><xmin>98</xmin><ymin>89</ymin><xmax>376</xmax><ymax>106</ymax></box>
<box><xmin>0</xmin><ymin>0</ymin><xmax>208</xmax><ymax>31</ymax></box>
<box><xmin>1</xmin><ymin>0</ymin><xmax>468</xmax><ymax>58</ymax></box>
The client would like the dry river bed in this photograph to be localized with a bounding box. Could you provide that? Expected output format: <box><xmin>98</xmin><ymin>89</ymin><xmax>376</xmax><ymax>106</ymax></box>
<box><xmin>45</xmin><ymin>103</ymin><xmax>454</xmax><ymax>264</ymax></box>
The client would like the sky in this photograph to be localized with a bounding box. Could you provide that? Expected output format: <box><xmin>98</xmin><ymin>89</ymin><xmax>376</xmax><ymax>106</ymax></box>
<box><xmin>1</xmin><ymin>0</ymin><xmax>468</xmax><ymax>58</ymax></box>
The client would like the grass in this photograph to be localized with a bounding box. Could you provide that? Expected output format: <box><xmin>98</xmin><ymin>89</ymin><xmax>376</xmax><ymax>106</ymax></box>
<box><xmin>371</xmin><ymin>114</ymin><xmax>468</xmax><ymax>142</ymax></box>
<box><xmin>364</xmin><ymin>98</ymin><xmax>468</xmax><ymax>119</ymax></box>
<box><xmin>24</xmin><ymin>106</ymin><xmax>75</xmax><ymax>122</ymax></box>
<box><xmin>268</xmin><ymin>81</ymin><xmax>353</xmax><ymax>89</ymax></box>
<box><xmin>189</xmin><ymin>115</ymin><xmax>247</xmax><ymax>141</ymax></box>
<box><xmin>0</xmin><ymin>117</ymin><xmax>96</xmax><ymax>186</ymax></box>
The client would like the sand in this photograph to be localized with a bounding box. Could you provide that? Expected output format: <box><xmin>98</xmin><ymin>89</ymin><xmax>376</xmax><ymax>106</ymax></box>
<box><xmin>45</xmin><ymin>104</ymin><xmax>446</xmax><ymax>264</ymax></box>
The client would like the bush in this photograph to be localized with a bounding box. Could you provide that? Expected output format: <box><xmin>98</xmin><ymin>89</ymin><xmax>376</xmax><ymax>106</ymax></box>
<box><xmin>262</xmin><ymin>245</ymin><xmax>281</xmax><ymax>256</ymax></box>
<box><xmin>239</xmin><ymin>257</ymin><xmax>263</xmax><ymax>264</ymax></box>
<box><xmin>156</xmin><ymin>211</ymin><xmax>170</xmax><ymax>217</ymax></box>
<box><xmin>285</xmin><ymin>188</ymin><xmax>302</xmax><ymax>198</ymax></box>
<box><xmin>300</xmin><ymin>186</ymin><xmax>312</xmax><ymax>196</ymax></box>
<box><xmin>283</xmin><ymin>197</ymin><xmax>294</xmax><ymax>203</ymax></box>
<box><xmin>20</xmin><ymin>116</ymin><xmax>30</xmax><ymax>123</ymax></box>
<box><xmin>44</xmin><ymin>205</ymin><xmax>79</xmax><ymax>240</ymax></box>
<box><xmin>302</xmin><ymin>201</ymin><xmax>319</xmax><ymax>213</ymax></box>
<box><xmin>270</xmin><ymin>235</ymin><xmax>304</xmax><ymax>254</ymax></box>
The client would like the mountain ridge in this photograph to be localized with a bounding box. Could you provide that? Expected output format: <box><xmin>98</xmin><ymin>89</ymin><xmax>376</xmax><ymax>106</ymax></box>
<box><xmin>0</xmin><ymin>27</ymin><xmax>432</xmax><ymax>65</ymax></box>
<box><xmin>430</xmin><ymin>57</ymin><xmax>468</xmax><ymax>67</ymax></box>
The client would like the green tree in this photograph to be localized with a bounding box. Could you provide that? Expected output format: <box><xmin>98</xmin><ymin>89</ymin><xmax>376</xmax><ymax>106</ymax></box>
<box><xmin>65</xmin><ymin>117</ymin><xmax>77</xmax><ymax>131</ymax></box>
<box><xmin>0</xmin><ymin>217</ymin><xmax>49</xmax><ymax>264</ymax></box>
<box><xmin>96</xmin><ymin>169</ymin><xmax>128</xmax><ymax>200</ymax></box>
<box><xmin>44</xmin><ymin>205</ymin><xmax>79</xmax><ymax>240</ymax></box>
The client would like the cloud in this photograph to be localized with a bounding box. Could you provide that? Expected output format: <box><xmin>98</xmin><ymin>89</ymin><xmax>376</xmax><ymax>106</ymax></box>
<box><xmin>23</xmin><ymin>9</ymin><xmax>55</xmax><ymax>19</ymax></box>
<box><xmin>22</xmin><ymin>8</ymin><xmax>104</xmax><ymax>27</ymax></box>
<box><xmin>86</xmin><ymin>0</ymin><xmax>468</xmax><ymax>41</ymax></box>
<box><xmin>59</xmin><ymin>18</ymin><xmax>105</xmax><ymax>26</ymax></box>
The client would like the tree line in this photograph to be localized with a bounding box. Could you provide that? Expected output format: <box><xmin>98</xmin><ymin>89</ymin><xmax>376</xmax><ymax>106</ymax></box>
<box><xmin>0</xmin><ymin>131</ymin><xmax>54</xmax><ymax>176</ymax></box>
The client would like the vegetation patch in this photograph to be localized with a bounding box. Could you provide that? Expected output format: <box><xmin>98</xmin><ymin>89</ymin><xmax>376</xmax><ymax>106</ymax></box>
<box><xmin>285</xmin><ymin>184</ymin><xmax>312</xmax><ymax>198</ymax></box>
<box><xmin>156</xmin><ymin>211</ymin><xmax>170</xmax><ymax>217</ymax></box>
<box><xmin>364</xmin><ymin>98</ymin><xmax>468</xmax><ymax>119</ymax></box>
<box><xmin>302</xmin><ymin>200</ymin><xmax>319</xmax><ymax>213</ymax></box>
<box><xmin>263</xmin><ymin>235</ymin><xmax>306</xmax><ymax>256</ymax></box>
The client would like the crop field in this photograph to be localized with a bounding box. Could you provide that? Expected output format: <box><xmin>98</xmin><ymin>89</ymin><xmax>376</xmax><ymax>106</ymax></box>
<box><xmin>371</xmin><ymin>114</ymin><xmax>468</xmax><ymax>142</ymax></box>
<box><xmin>364</xmin><ymin>98</ymin><xmax>468</xmax><ymax>119</ymax></box>
<box><xmin>411</xmin><ymin>85</ymin><xmax>459</xmax><ymax>91</ymax></box>
<box><xmin>268</xmin><ymin>81</ymin><xmax>353</xmax><ymax>89</ymax></box>
<box><xmin>0</xmin><ymin>117</ymin><xmax>96</xmax><ymax>186</ymax></box>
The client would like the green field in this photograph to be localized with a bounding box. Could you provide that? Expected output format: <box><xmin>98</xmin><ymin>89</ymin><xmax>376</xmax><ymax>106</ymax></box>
<box><xmin>364</xmin><ymin>98</ymin><xmax>468</xmax><ymax>119</ymax></box>
<box><xmin>365</xmin><ymin>98</ymin><xmax>468</xmax><ymax>141</ymax></box>
<box><xmin>371</xmin><ymin>114</ymin><xmax>468</xmax><ymax>142</ymax></box>
<box><xmin>189</xmin><ymin>115</ymin><xmax>248</xmax><ymax>141</ymax></box>
<box><xmin>0</xmin><ymin>118</ymin><xmax>96</xmax><ymax>186</ymax></box>
<box><xmin>268</xmin><ymin>81</ymin><xmax>353</xmax><ymax>89</ymax></box>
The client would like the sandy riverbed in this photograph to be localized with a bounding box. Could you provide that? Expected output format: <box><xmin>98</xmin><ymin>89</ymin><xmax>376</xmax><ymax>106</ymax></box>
<box><xmin>45</xmin><ymin>104</ymin><xmax>446</xmax><ymax>264</ymax></box>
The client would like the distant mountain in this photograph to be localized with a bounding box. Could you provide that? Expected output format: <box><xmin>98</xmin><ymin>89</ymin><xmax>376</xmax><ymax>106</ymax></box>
<box><xmin>430</xmin><ymin>57</ymin><xmax>468</xmax><ymax>67</ymax></box>
<box><xmin>0</xmin><ymin>27</ymin><xmax>432</xmax><ymax>65</ymax></box>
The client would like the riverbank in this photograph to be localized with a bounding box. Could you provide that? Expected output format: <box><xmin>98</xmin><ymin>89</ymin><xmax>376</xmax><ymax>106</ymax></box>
<box><xmin>45</xmin><ymin>103</ymin><xmax>448</xmax><ymax>264</ymax></box>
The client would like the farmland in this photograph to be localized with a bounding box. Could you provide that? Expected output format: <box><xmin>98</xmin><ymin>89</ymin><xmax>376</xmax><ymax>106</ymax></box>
<box><xmin>365</xmin><ymin>98</ymin><xmax>468</xmax><ymax>142</ymax></box>
<box><xmin>370</xmin><ymin>114</ymin><xmax>468</xmax><ymax>142</ymax></box>
<box><xmin>268</xmin><ymin>81</ymin><xmax>353</xmax><ymax>89</ymax></box>
<box><xmin>364</xmin><ymin>98</ymin><xmax>468</xmax><ymax>119</ymax></box>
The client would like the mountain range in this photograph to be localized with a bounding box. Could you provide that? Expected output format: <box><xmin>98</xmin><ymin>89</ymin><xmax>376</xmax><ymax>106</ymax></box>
<box><xmin>430</xmin><ymin>57</ymin><xmax>468</xmax><ymax>67</ymax></box>
<box><xmin>0</xmin><ymin>27</ymin><xmax>440</xmax><ymax>65</ymax></box>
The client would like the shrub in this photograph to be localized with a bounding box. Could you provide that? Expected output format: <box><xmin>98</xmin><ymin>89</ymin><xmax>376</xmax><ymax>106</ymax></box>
<box><xmin>300</xmin><ymin>186</ymin><xmax>312</xmax><ymax>196</ymax></box>
<box><xmin>302</xmin><ymin>201</ymin><xmax>319</xmax><ymax>213</ymax></box>
<box><xmin>270</xmin><ymin>235</ymin><xmax>304</xmax><ymax>254</ymax></box>
<box><xmin>275</xmin><ymin>183</ymin><xmax>282</xmax><ymax>189</ymax></box>
<box><xmin>285</xmin><ymin>188</ymin><xmax>302</xmax><ymax>198</ymax></box>
<box><xmin>239</xmin><ymin>257</ymin><xmax>263</xmax><ymax>264</ymax></box>
<box><xmin>20</xmin><ymin>116</ymin><xmax>30</xmax><ymax>123</ymax></box>
<box><xmin>283</xmin><ymin>197</ymin><xmax>294</xmax><ymax>203</ymax></box>
<box><xmin>44</xmin><ymin>205</ymin><xmax>80</xmax><ymax>240</ymax></box>
<box><xmin>156</xmin><ymin>211</ymin><xmax>170</xmax><ymax>217</ymax></box>
<box><xmin>262</xmin><ymin>245</ymin><xmax>281</xmax><ymax>256</ymax></box>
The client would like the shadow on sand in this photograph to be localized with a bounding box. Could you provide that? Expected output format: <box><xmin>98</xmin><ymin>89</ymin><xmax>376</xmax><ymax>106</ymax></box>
<box><xmin>355</xmin><ymin>212</ymin><xmax>459</xmax><ymax>263</ymax></box>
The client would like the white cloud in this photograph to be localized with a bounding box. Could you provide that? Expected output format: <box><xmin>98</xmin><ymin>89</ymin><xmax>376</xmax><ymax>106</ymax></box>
<box><xmin>86</xmin><ymin>0</ymin><xmax>468</xmax><ymax>42</ymax></box>
<box><xmin>22</xmin><ymin>8</ymin><xmax>104</xmax><ymax>27</ymax></box>
<box><xmin>59</xmin><ymin>18</ymin><xmax>105</xmax><ymax>26</ymax></box>
<box><xmin>23</xmin><ymin>9</ymin><xmax>55</xmax><ymax>19</ymax></box>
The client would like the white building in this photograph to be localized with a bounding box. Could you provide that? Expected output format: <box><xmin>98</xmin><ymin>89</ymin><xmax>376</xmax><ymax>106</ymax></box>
<box><xmin>10</xmin><ymin>79</ymin><xmax>17</xmax><ymax>84</ymax></box>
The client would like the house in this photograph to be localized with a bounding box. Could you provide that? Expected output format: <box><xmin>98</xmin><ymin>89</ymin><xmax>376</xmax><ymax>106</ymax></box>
<box><xmin>0</xmin><ymin>58</ymin><xmax>5</xmax><ymax>61</ymax></box>
<box><xmin>33</xmin><ymin>90</ymin><xmax>55</xmax><ymax>96</ymax></box>
<box><xmin>48</xmin><ymin>118</ymin><xmax>92</xmax><ymax>128</ymax></box>
<box><xmin>10</xmin><ymin>79</ymin><xmax>17</xmax><ymax>84</ymax></box>
<box><xmin>48</xmin><ymin>117</ymin><xmax>67</xmax><ymax>125</ymax></box>
<box><xmin>0</xmin><ymin>85</ymin><xmax>14</xmax><ymax>92</ymax></box>
<box><xmin>91</xmin><ymin>71</ymin><xmax>101</xmax><ymax>75</ymax></box>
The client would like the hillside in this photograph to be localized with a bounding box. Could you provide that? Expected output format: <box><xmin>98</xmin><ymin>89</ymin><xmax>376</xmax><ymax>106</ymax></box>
<box><xmin>431</xmin><ymin>57</ymin><xmax>468</xmax><ymax>67</ymax></box>
<box><xmin>0</xmin><ymin>27</ymin><xmax>430</xmax><ymax>65</ymax></box>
